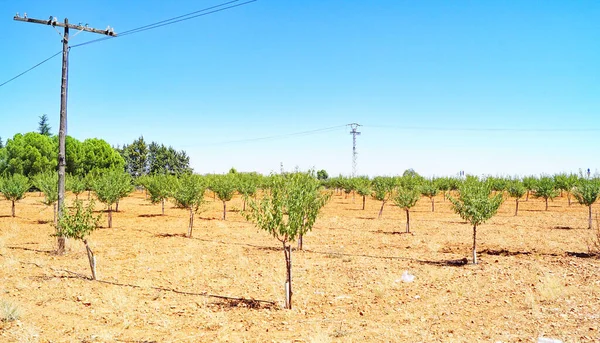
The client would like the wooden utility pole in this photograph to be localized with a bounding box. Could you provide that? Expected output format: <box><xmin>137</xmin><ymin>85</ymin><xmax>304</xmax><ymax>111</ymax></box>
<box><xmin>14</xmin><ymin>14</ymin><xmax>116</xmax><ymax>254</ymax></box>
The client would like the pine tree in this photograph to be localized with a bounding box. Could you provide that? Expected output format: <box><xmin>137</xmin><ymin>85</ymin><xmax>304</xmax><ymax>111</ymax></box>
<box><xmin>38</xmin><ymin>114</ymin><xmax>51</xmax><ymax>136</ymax></box>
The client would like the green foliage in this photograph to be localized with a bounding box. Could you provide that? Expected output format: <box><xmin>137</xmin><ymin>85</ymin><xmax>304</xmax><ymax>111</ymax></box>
<box><xmin>0</xmin><ymin>174</ymin><xmax>30</xmax><ymax>202</ymax></box>
<box><xmin>316</xmin><ymin>169</ymin><xmax>329</xmax><ymax>180</ymax></box>
<box><xmin>228</xmin><ymin>167</ymin><xmax>238</xmax><ymax>174</ymax></box>
<box><xmin>120</xmin><ymin>136</ymin><xmax>149</xmax><ymax>178</ymax></box>
<box><xmin>3</xmin><ymin>132</ymin><xmax>57</xmax><ymax>177</ymax></box>
<box><xmin>38</xmin><ymin>114</ymin><xmax>52</xmax><ymax>136</ymax></box>
<box><xmin>236</xmin><ymin>173</ymin><xmax>259</xmax><ymax>198</ymax></box>
<box><xmin>66</xmin><ymin>174</ymin><xmax>87</xmax><ymax>198</ymax></box>
<box><xmin>353</xmin><ymin>177</ymin><xmax>372</xmax><ymax>196</ymax></box>
<box><xmin>56</xmin><ymin>200</ymin><xmax>100</xmax><ymax>241</ymax></box>
<box><xmin>64</xmin><ymin>136</ymin><xmax>85</xmax><ymax>176</ymax></box>
<box><xmin>81</xmin><ymin>138</ymin><xmax>125</xmax><ymax>175</ymax></box>
<box><xmin>148</xmin><ymin>142</ymin><xmax>192</xmax><ymax>176</ymax></box>
<box><xmin>372</xmin><ymin>176</ymin><xmax>395</xmax><ymax>201</ymax></box>
<box><xmin>522</xmin><ymin>176</ymin><xmax>538</xmax><ymax>191</ymax></box>
<box><xmin>449</xmin><ymin>179</ymin><xmax>504</xmax><ymax>227</ymax></box>
<box><xmin>146</xmin><ymin>174</ymin><xmax>175</xmax><ymax>204</ymax></box>
<box><xmin>173</xmin><ymin>174</ymin><xmax>206</xmax><ymax>212</ymax></box>
<box><xmin>33</xmin><ymin>171</ymin><xmax>58</xmax><ymax>206</ymax></box>
<box><xmin>0</xmin><ymin>174</ymin><xmax>30</xmax><ymax>216</ymax></box>
<box><xmin>485</xmin><ymin>176</ymin><xmax>509</xmax><ymax>192</ymax></box>
<box><xmin>93</xmin><ymin>170</ymin><xmax>133</xmax><ymax>207</ymax></box>
<box><xmin>507</xmin><ymin>180</ymin><xmax>526</xmax><ymax>199</ymax></box>
<box><xmin>573</xmin><ymin>179</ymin><xmax>600</xmax><ymax>207</ymax></box>
<box><xmin>393</xmin><ymin>186</ymin><xmax>420</xmax><ymax>210</ymax></box>
<box><xmin>434</xmin><ymin>177</ymin><xmax>451</xmax><ymax>192</ymax></box>
<box><xmin>420</xmin><ymin>180</ymin><xmax>438</xmax><ymax>198</ymax></box>
<box><xmin>244</xmin><ymin>172</ymin><xmax>331</xmax><ymax>244</ymax></box>
<box><xmin>533</xmin><ymin>176</ymin><xmax>559</xmax><ymax>210</ymax></box>
<box><xmin>211</xmin><ymin>174</ymin><xmax>237</xmax><ymax>202</ymax></box>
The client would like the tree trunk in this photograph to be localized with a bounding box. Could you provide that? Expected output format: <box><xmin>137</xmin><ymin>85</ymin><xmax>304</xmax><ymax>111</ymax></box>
<box><xmin>378</xmin><ymin>201</ymin><xmax>385</xmax><ymax>219</ymax></box>
<box><xmin>568</xmin><ymin>194</ymin><xmax>572</xmax><ymax>206</ymax></box>
<box><xmin>84</xmin><ymin>239</ymin><xmax>97</xmax><ymax>280</ymax></box>
<box><xmin>430</xmin><ymin>197</ymin><xmax>435</xmax><ymax>212</ymax></box>
<box><xmin>11</xmin><ymin>200</ymin><xmax>15</xmax><ymax>217</ymax></box>
<box><xmin>443</xmin><ymin>192</ymin><xmax>446</xmax><ymax>202</ymax></box>
<box><xmin>188</xmin><ymin>207</ymin><xmax>194</xmax><ymax>237</ymax></box>
<box><xmin>75</xmin><ymin>193</ymin><xmax>79</xmax><ymax>201</ymax></box>
<box><xmin>108</xmin><ymin>205</ymin><xmax>113</xmax><ymax>228</ymax></box>
<box><xmin>222</xmin><ymin>201</ymin><xmax>227</xmax><ymax>220</ymax></box>
<box><xmin>297</xmin><ymin>234</ymin><xmax>303</xmax><ymax>250</ymax></box>
<box><xmin>526</xmin><ymin>190</ymin><xmax>529</xmax><ymax>201</ymax></box>
<box><xmin>161</xmin><ymin>198</ymin><xmax>165</xmax><ymax>215</ymax></box>
<box><xmin>405</xmin><ymin>209</ymin><xmax>410</xmax><ymax>233</ymax></box>
<box><xmin>243</xmin><ymin>198</ymin><xmax>246</xmax><ymax>212</ymax></box>
<box><xmin>588</xmin><ymin>204</ymin><xmax>593</xmax><ymax>230</ymax></box>
<box><xmin>545</xmin><ymin>198</ymin><xmax>549</xmax><ymax>211</ymax></box>
<box><xmin>515</xmin><ymin>198</ymin><xmax>519</xmax><ymax>216</ymax></box>
<box><xmin>115</xmin><ymin>199</ymin><xmax>119</xmax><ymax>212</ymax></box>
<box><xmin>57</xmin><ymin>237</ymin><xmax>66</xmax><ymax>255</ymax></box>
<box><xmin>283</xmin><ymin>243</ymin><xmax>292</xmax><ymax>309</ymax></box>
<box><xmin>88</xmin><ymin>190</ymin><xmax>91</xmax><ymax>200</ymax></box>
<box><xmin>362</xmin><ymin>195</ymin><xmax>366</xmax><ymax>210</ymax></box>
<box><xmin>472</xmin><ymin>224</ymin><xmax>478</xmax><ymax>264</ymax></box>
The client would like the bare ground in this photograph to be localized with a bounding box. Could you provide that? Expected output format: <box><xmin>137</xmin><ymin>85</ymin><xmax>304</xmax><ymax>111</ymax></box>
<box><xmin>1</xmin><ymin>191</ymin><xmax>599</xmax><ymax>342</ymax></box>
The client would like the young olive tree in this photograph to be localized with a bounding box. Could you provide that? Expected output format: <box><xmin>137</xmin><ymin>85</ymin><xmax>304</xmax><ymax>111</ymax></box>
<box><xmin>573</xmin><ymin>178</ymin><xmax>600</xmax><ymax>230</ymax></box>
<box><xmin>56</xmin><ymin>200</ymin><xmax>101</xmax><ymax>280</ymax></box>
<box><xmin>522</xmin><ymin>176</ymin><xmax>537</xmax><ymax>202</ymax></box>
<box><xmin>236</xmin><ymin>173</ymin><xmax>258</xmax><ymax>211</ymax></box>
<box><xmin>393</xmin><ymin>186</ymin><xmax>420</xmax><ymax>233</ymax></box>
<box><xmin>0</xmin><ymin>174</ymin><xmax>30</xmax><ymax>217</ymax></box>
<box><xmin>554</xmin><ymin>173</ymin><xmax>580</xmax><ymax>206</ymax></box>
<box><xmin>420</xmin><ymin>180</ymin><xmax>438</xmax><ymax>212</ymax></box>
<box><xmin>33</xmin><ymin>171</ymin><xmax>59</xmax><ymax>225</ymax></box>
<box><xmin>93</xmin><ymin>170</ymin><xmax>132</xmax><ymax>228</ymax></box>
<box><xmin>372</xmin><ymin>176</ymin><xmax>395</xmax><ymax>219</ymax></box>
<box><xmin>434</xmin><ymin>177</ymin><xmax>451</xmax><ymax>202</ymax></box>
<box><xmin>534</xmin><ymin>176</ymin><xmax>559</xmax><ymax>211</ymax></box>
<box><xmin>353</xmin><ymin>176</ymin><xmax>371</xmax><ymax>210</ymax></box>
<box><xmin>66</xmin><ymin>174</ymin><xmax>86</xmax><ymax>200</ymax></box>
<box><xmin>146</xmin><ymin>174</ymin><xmax>175</xmax><ymax>215</ymax></box>
<box><xmin>449</xmin><ymin>178</ymin><xmax>503</xmax><ymax>264</ymax></box>
<box><xmin>507</xmin><ymin>180</ymin><xmax>526</xmax><ymax>216</ymax></box>
<box><xmin>173</xmin><ymin>174</ymin><xmax>206</xmax><ymax>237</ymax></box>
<box><xmin>211</xmin><ymin>174</ymin><xmax>237</xmax><ymax>220</ymax></box>
<box><xmin>244</xmin><ymin>172</ymin><xmax>330</xmax><ymax>309</ymax></box>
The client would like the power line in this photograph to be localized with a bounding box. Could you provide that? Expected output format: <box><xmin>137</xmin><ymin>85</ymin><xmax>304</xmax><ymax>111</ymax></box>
<box><xmin>186</xmin><ymin>125</ymin><xmax>348</xmax><ymax>147</ymax></box>
<box><xmin>1</xmin><ymin>1</ymin><xmax>256</xmax><ymax>88</ymax></box>
<box><xmin>363</xmin><ymin>124</ymin><xmax>600</xmax><ymax>133</ymax></box>
<box><xmin>70</xmin><ymin>0</ymin><xmax>256</xmax><ymax>49</ymax></box>
<box><xmin>0</xmin><ymin>51</ymin><xmax>61</xmax><ymax>88</ymax></box>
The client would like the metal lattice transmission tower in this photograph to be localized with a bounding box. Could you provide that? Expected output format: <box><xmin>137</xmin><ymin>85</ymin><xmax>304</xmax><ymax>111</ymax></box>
<box><xmin>349</xmin><ymin>123</ymin><xmax>361</xmax><ymax>177</ymax></box>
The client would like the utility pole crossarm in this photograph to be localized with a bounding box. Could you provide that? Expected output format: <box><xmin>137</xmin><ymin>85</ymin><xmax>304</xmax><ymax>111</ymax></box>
<box><xmin>13</xmin><ymin>15</ymin><xmax>117</xmax><ymax>36</ymax></box>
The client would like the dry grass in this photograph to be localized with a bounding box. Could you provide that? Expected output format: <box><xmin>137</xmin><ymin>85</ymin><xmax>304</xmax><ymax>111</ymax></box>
<box><xmin>0</xmin><ymin>191</ymin><xmax>599</xmax><ymax>342</ymax></box>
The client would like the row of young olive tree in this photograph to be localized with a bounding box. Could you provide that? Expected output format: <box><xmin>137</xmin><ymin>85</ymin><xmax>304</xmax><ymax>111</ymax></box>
<box><xmin>45</xmin><ymin>170</ymin><xmax>331</xmax><ymax>308</ymax></box>
<box><xmin>321</xmin><ymin>172</ymin><xmax>600</xmax><ymax>226</ymax></box>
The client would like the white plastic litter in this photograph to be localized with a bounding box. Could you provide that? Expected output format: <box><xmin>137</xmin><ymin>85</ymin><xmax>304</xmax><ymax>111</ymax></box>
<box><xmin>537</xmin><ymin>338</ymin><xmax>563</xmax><ymax>343</ymax></box>
<box><xmin>400</xmin><ymin>271</ymin><xmax>415</xmax><ymax>283</ymax></box>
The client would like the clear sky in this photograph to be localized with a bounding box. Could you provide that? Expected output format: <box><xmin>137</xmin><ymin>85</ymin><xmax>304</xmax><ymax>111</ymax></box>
<box><xmin>1</xmin><ymin>1</ymin><xmax>599</xmax><ymax>177</ymax></box>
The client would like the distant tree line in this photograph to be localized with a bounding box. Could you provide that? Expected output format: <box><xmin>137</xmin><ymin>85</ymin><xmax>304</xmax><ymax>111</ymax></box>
<box><xmin>0</xmin><ymin>131</ymin><xmax>191</xmax><ymax>179</ymax></box>
<box><xmin>117</xmin><ymin>136</ymin><xmax>192</xmax><ymax>178</ymax></box>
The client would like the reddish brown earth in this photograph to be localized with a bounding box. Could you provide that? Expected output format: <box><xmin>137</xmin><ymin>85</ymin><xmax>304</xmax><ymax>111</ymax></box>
<box><xmin>1</xmin><ymin>191</ymin><xmax>599</xmax><ymax>342</ymax></box>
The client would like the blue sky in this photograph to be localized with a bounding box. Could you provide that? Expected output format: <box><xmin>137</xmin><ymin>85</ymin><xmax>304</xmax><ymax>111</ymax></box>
<box><xmin>1</xmin><ymin>1</ymin><xmax>599</xmax><ymax>177</ymax></box>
